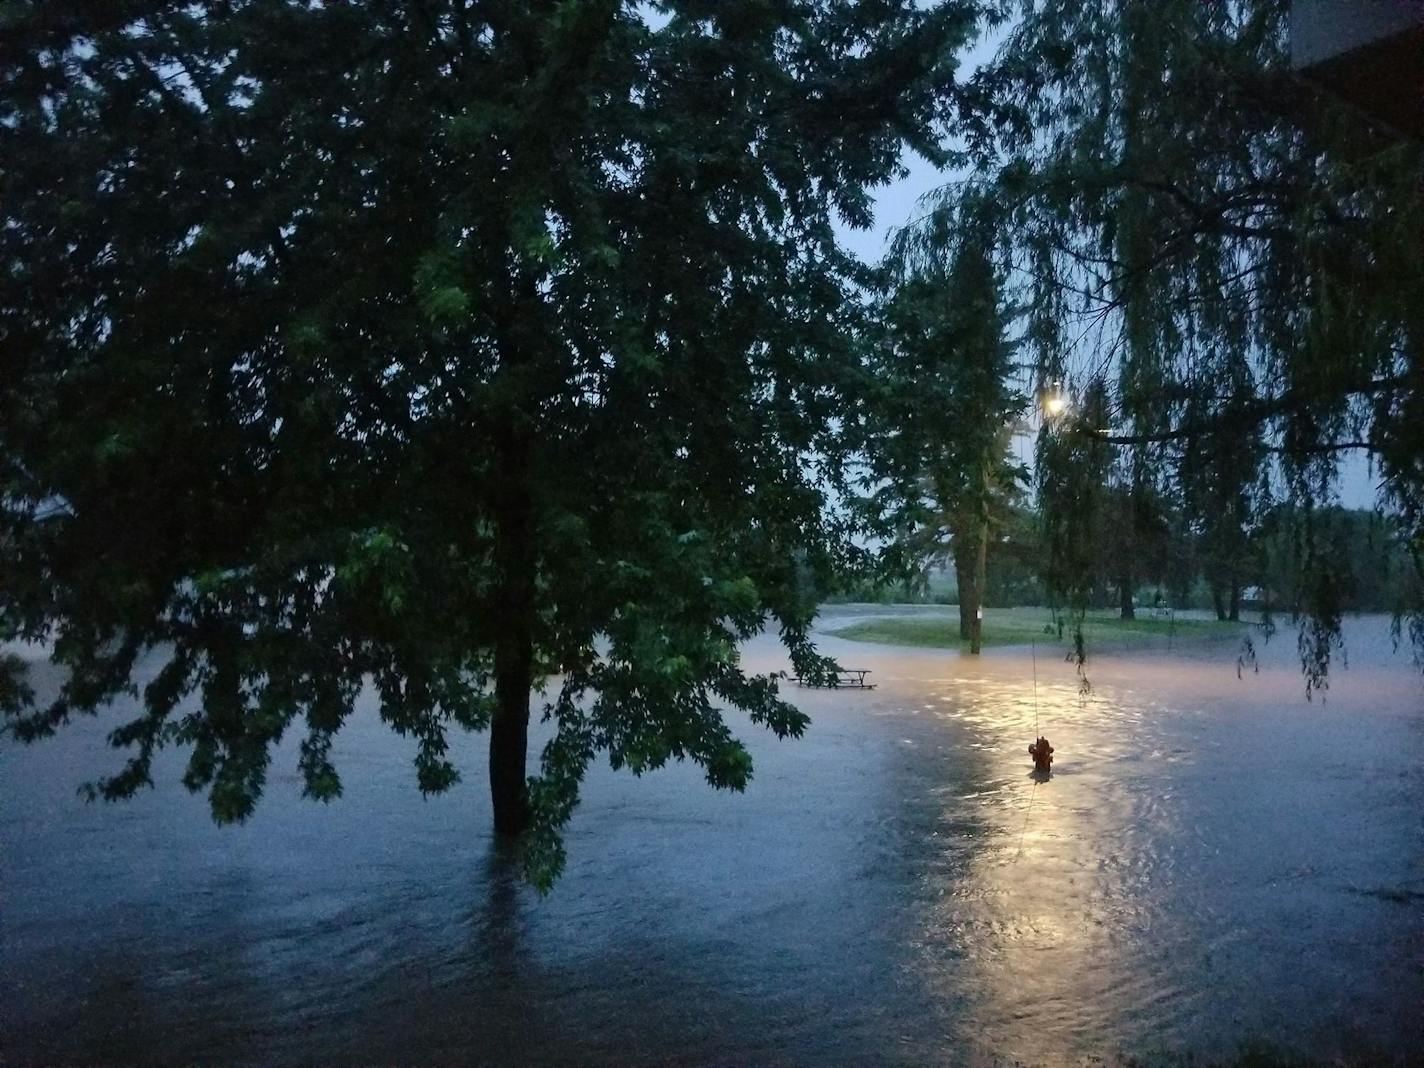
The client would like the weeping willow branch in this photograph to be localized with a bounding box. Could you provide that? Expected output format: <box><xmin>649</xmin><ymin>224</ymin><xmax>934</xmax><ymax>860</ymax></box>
<box><xmin>1085</xmin><ymin>375</ymin><xmax>1411</xmax><ymax>446</ymax></box>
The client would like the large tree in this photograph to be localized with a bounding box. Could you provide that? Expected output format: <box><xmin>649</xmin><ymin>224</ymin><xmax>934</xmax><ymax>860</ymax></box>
<box><xmin>876</xmin><ymin>208</ymin><xmax>1024</xmax><ymax>653</ymax></box>
<box><xmin>0</xmin><ymin>0</ymin><xmax>982</xmax><ymax>884</ymax></box>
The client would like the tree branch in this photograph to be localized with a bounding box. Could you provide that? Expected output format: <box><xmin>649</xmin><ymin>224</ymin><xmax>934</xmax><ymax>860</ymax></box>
<box><xmin>1086</xmin><ymin>376</ymin><xmax>1410</xmax><ymax>446</ymax></box>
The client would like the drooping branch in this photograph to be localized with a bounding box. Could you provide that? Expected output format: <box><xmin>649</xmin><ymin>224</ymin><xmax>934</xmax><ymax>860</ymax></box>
<box><xmin>1085</xmin><ymin>375</ymin><xmax>1412</xmax><ymax>447</ymax></box>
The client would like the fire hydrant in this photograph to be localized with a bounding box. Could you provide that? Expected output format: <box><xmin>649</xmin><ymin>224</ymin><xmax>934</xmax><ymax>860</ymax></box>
<box><xmin>1028</xmin><ymin>736</ymin><xmax>1054</xmax><ymax>772</ymax></box>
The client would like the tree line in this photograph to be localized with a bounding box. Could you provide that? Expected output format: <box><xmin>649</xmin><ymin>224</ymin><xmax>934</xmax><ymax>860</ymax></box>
<box><xmin>827</xmin><ymin>503</ymin><xmax>1422</xmax><ymax>624</ymax></box>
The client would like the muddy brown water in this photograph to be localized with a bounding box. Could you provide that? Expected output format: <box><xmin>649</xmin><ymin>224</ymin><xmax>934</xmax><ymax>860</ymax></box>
<box><xmin>3</xmin><ymin>610</ymin><xmax>1420</xmax><ymax>1065</ymax></box>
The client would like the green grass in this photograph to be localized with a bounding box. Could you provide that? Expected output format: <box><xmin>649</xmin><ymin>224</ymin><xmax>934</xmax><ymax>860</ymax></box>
<box><xmin>826</xmin><ymin>607</ymin><xmax>1248</xmax><ymax>650</ymax></box>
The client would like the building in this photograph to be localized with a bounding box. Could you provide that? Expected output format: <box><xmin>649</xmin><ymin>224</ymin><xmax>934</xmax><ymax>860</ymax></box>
<box><xmin>1291</xmin><ymin>0</ymin><xmax>1424</xmax><ymax>138</ymax></box>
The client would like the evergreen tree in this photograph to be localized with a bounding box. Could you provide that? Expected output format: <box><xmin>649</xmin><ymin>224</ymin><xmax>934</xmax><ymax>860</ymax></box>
<box><xmin>1034</xmin><ymin>376</ymin><xmax>1114</xmax><ymax>623</ymax></box>
<box><xmin>876</xmin><ymin>208</ymin><xmax>1024</xmax><ymax>653</ymax></box>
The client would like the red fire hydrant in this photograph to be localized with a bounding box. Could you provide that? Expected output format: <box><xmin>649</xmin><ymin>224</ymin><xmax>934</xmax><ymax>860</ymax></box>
<box><xmin>1028</xmin><ymin>736</ymin><xmax>1054</xmax><ymax>772</ymax></box>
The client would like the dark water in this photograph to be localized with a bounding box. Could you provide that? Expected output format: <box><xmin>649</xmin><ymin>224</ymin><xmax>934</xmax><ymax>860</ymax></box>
<box><xmin>3</xmin><ymin>612</ymin><xmax>1421</xmax><ymax>1066</ymax></box>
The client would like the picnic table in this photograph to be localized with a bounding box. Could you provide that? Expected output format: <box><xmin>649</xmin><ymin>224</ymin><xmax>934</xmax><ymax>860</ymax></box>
<box><xmin>790</xmin><ymin>668</ymin><xmax>875</xmax><ymax>689</ymax></box>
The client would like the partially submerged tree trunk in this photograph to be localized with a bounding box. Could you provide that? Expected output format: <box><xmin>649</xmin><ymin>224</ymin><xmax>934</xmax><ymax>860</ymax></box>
<box><xmin>955</xmin><ymin>547</ymin><xmax>975</xmax><ymax>642</ymax></box>
<box><xmin>969</xmin><ymin>517</ymin><xmax>988</xmax><ymax>654</ymax></box>
<box><xmin>953</xmin><ymin>506</ymin><xmax>989</xmax><ymax>654</ymax></box>
<box><xmin>953</xmin><ymin>522</ymin><xmax>977</xmax><ymax>644</ymax></box>
<box><xmin>1119</xmin><ymin>576</ymin><xmax>1136</xmax><ymax>620</ymax></box>
<box><xmin>491</xmin><ymin>427</ymin><xmax>536</xmax><ymax>839</ymax></box>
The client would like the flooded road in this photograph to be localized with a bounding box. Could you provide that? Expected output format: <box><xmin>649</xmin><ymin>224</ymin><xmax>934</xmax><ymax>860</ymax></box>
<box><xmin>3</xmin><ymin>612</ymin><xmax>1421</xmax><ymax>1065</ymax></box>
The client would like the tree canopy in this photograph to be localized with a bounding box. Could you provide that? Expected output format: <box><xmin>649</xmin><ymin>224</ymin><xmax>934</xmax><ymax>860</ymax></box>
<box><xmin>896</xmin><ymin>0</ymin><xmax>1424</xmax><ymax>686</ymax></box>
<box><xmin>0</xmin><ymin>0</ymin><xmax>983</xmax><ymax>884</ymax></box>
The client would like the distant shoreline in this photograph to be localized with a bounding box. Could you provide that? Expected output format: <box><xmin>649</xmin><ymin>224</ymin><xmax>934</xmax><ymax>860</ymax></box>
<box><xmin>815</xmin><ymin>603</ymin><xmax>1256</xmax><ymax>651</ymax></box>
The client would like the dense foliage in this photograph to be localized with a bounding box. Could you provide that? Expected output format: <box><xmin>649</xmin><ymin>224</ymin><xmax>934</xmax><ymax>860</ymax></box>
<box><xmin>0</xmin><ymin>0</ymin><xmax>982</xmax><ymax>884</ymax></box>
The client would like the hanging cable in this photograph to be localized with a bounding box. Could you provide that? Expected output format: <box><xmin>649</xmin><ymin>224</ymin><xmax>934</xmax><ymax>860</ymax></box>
<box><xmin>1031</xmin><ymin>638</ymin><xmax>1040</xmax><ymax>737</ymax></box>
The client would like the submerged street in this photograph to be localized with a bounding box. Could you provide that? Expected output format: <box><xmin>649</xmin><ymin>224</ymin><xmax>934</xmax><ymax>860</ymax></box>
<box><xmin>3</xmin><ymin>611</ymin><xmax>1419</xmax><ymax>1066</ymax></box>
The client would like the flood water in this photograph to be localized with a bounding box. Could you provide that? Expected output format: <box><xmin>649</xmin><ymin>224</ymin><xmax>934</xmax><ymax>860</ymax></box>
<box><xmin>3</xmin><ymin>610</ymin><xmax>1421</xmax><ymax>1066</ymax></box>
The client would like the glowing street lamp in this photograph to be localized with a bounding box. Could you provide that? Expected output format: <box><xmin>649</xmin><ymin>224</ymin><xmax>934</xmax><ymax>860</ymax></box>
<box><xmin>1040</xmin><ymin>380</ymin><xmax>1069</xmax><ymax>419</ymax></box>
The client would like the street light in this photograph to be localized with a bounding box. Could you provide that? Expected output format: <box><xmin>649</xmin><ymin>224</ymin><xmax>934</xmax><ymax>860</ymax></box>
<box><xmin>1040</xmin><ymin>380</ymin><xmax>1069</xmax><ymax>419</ymax></box>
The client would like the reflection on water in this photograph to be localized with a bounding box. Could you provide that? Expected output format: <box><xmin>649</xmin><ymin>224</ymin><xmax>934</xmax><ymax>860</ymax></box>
<box><xmin>2</xmin><ymin>615</ymin><xmax>1420</xmax><ymax>1065</ymax></box>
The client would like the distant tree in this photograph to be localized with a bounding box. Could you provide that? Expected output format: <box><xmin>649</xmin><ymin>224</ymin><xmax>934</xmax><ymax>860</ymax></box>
<box><xmin>1034</xmin><ymin>377</ymin><xmax>1114</xmax><ymax>628</ymax></box>
<box><xmin>1101</xmin><ymin>473</ymin><xmax>1171</xmax><ymax>621</ymax></box>
<box><xmin>947</xmin><ymin>424</ymin><xmax>1023</xmax><ymax>651</ymax></box>
<box><xmin>981</xmin><ymin>500</ymin><xmax>1045</xmax><ymax>608</ymax></box>
<box><xmin>1159</xmin><ymin>500</ymin><xmax>1199</xmax><ymax>611</ymax></box>
<box><xmin>1259</xmin><ymin>505</ymin><xmax>1423</xmax><ymax>619</ymax></box>
<box><xmin>876</xmin><ymin>206</ymin><xmax>1024</xmax><ymax>653</ymax></box>
<box><xmin>0</xmin><ymin>0</ymin><xmax>983</xmax><ymax>884</ymax></box>
<box><xmin>1175</xmin><ymin>373</ymin><xmax>1266</xmax><ymax>621</ymax></box>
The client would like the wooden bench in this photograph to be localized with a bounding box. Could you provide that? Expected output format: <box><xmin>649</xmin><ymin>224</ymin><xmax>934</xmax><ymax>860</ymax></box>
<box><xmin>790</xmin><ymin>668</ymin><xmax>875</xmax><ymax>689</ymax></box>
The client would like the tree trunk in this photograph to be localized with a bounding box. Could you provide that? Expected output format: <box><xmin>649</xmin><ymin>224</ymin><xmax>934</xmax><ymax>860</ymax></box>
<box><xmin>969</xmin><ymin>517</ymin><xmax>987</xmax><ymax>655</ymax></box>
<box><xmin>953</xmin><ymin>536</ymin><xmax>975</xmax><ymax>641</ymax></box>
<box><xmin>490</xmin><ymin>429</ymin><xmax>536</xmax><ymax>839</ymax></box>
<box><xmin>1211</xmin><ymin>584</ymin><xmax>1227</xmax><ymax>621</ymax></box>
<box><xmin>1110</xmin><ymin>552</ymin><xmax>1133</xmax><ymax>618</ymax></box>
<box><xmin>1228</xmin><ymin>579</ymin><xmax>1241</xmax><ymax>622</ymax></box>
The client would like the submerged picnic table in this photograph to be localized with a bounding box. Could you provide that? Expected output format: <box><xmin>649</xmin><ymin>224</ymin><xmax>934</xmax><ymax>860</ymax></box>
<box><xmin>790</xmin><ymin>668</ymin><xmax>875</xmax><ymax>689</ymax></box>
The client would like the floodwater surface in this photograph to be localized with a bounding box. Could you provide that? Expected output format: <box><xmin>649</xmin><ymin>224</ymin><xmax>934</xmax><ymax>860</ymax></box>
<box><xmin>3</xmin><ymin>611</ymin><xmax>1421</xmax><ymax>1065</ymax></box>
